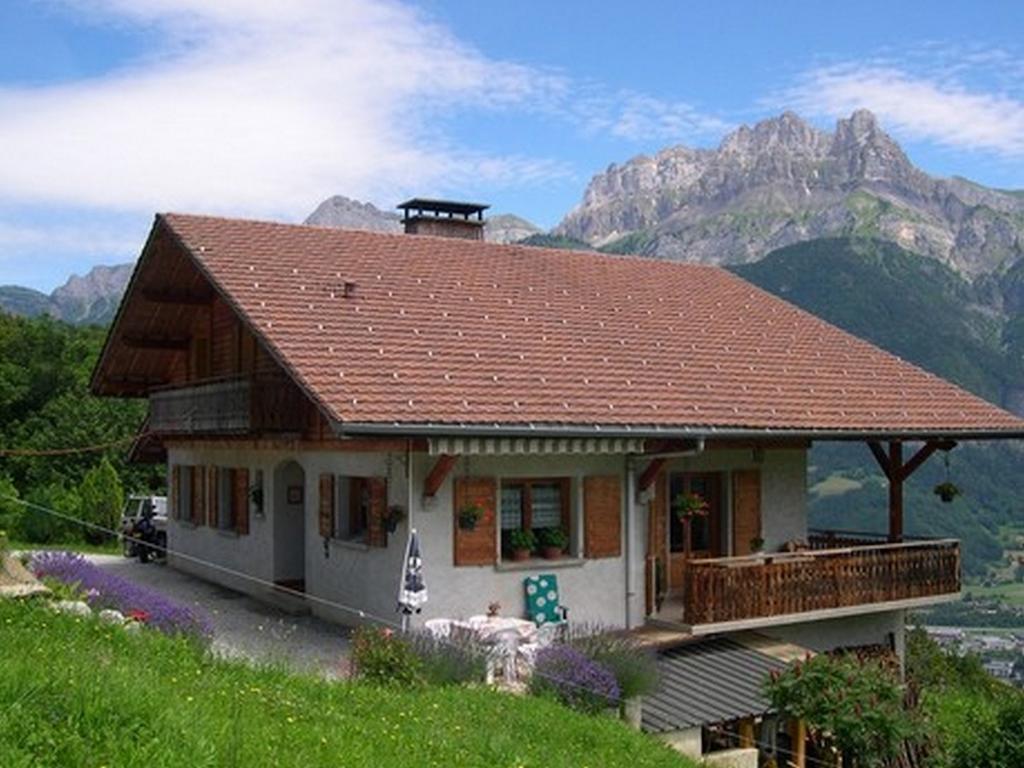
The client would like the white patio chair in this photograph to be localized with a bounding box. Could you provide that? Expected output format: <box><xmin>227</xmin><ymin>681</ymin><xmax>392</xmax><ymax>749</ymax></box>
<box><xmin>484</xmin><ymin>627</ymin><xmax>521</xmax><ymax>685</ymax></box>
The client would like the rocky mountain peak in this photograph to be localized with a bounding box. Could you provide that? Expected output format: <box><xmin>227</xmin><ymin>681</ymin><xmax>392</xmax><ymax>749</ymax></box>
<box><xmin>719</xmin><ymin>110</ymin><xmax>827</xmax><ymax>157</ymax></box>
<box><xmin>555</xmin><ymin>109</ymin><xmax>1024</xmax><ymax>277</ymax></box>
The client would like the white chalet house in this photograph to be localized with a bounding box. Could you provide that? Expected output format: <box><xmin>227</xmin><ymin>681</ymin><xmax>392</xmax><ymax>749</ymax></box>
<box><xmin>92</xmin><ymin>200</ymin><xmax>1024</xmax><ymax>672</ymax></box>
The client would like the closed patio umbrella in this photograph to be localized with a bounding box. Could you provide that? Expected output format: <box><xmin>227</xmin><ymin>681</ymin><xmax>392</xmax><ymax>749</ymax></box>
<box><xmin>398</xmin><ymin>529</ymin><xmax>427</xmax><ymax>631</ymax></box>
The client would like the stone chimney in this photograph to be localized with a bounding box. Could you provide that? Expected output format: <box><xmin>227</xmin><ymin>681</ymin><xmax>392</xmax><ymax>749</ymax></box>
<box><xmin>397</xmin><ymin>198</ymin><xmax>489</xmax><ymax>240</ymax></box>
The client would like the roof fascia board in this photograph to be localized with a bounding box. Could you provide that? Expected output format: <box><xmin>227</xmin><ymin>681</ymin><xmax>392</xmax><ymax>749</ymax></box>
<box><xmin>88</xmin><ymin>217</ymin><xmax>163</xmax><ymax>394</ymax></box>
<box><xmin>333</xmin><ymin>420</ymin><xmax>1024</xmax><ymax>442</ymax></box>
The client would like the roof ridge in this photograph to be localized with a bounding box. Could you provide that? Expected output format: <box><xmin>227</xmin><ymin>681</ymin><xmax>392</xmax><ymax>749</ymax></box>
<box><xmin>159</xmin><ymin>211</ymin><xmax>725</xmax><ymax>274</ymax></box>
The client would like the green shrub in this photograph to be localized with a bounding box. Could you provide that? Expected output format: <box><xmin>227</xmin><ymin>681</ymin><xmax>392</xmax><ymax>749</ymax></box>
<box><xmin>765</xmin><ymin>651</ymin><xmax>919</xmax><ymax>767</ymax></box>
<box><xmin>350</xmin><ymin>626</ymin><xmax>423</xmax><ymax>687</ymax></box>
<box><xmin>78</xmin><ymin>458</ymin><xmax>123</xmax><ymax>545</ymax></box>
<box><xmin>567</xmin><ymin>624</ymin><xmax>660</xmax><ymax>700</ymax></box>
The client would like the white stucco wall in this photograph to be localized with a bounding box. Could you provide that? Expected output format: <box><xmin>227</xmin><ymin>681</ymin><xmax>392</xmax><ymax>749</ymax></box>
<box><xmin>163</xmin><ymin>444</ymin><xmax>821</xmax><ymax>633</ymax></box>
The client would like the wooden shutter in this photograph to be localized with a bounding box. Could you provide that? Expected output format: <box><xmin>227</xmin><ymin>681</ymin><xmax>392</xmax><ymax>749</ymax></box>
<box><xmin>453</xmin><ymin>477</ymin><xmax>497</xmax><ymax>566</ymax></box>
<box><xmin>207</xmin><ymin>467</ymin><xmax>219</xmax><ymax>527</ymax></box>
<box><xmin>234</xmin><ymin>468</ymin><xmax>250</xmax><ymax>535</ymax></box>
<box><xmin>170</xmin><ymin>466</ymin><xmax>181</xmax><ymax>520</ymax></box>
<box><xmin>584</xmin><ymin>475</ymin><xmax>622</xmax><ymax>558</ymax></box>
<box><xmin>190</xmin><ymin>467</ymin><xmax>206</xmax><ymax>526</ymax></box>
<box><xmin>732</xmin><ymin>469</ymin><xmax>762</xmax><ymax>556</ymax></box>
<box><xmin>366</xmin><ymin>478</ymin><xmax>388</xmax><ymax>548</ymax></box>
<box><xmin>318</xmin><ymin>473</ymin><xmax>334</xmax><ymax>539</ymax></box>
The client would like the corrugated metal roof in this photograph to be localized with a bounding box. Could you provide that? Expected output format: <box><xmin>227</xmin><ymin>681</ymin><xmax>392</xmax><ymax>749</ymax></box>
<box><xmin>642</xmin><ymin>636</ymin><xmax>789</xmax><ymax>733</ymax></box>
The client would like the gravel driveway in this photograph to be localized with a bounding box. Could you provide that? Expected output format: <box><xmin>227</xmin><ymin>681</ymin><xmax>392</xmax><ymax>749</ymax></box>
<box><xmin>87</xmin><ymin>555</ymin><xmax>350</xmax><ymax>678</ymax></box>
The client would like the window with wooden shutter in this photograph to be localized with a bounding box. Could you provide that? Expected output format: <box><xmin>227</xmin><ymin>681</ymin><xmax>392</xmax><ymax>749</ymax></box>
<box><xmin>366</xmin><ymin>477</ymin><xmax>388</xmax><ymax>548</ymax></box>
<box><xmin>318</xmin><ymin>473</ymin><xmax>334</xmax><ymax>539</ymax></box>
<box><xmin>498</xmin><ymin>477</ymin><xmax>571</xmax><ymax>561</ymax></box>
<box><xmin>732</xmin><ymin>469</ymin><xmax>762</xmax><ymax>556</ymax></box>
<box><xmin>584</xmin><ymin>475</ymin><xmax>622</xmax><ymax>558</ymax></box>
<box><xmin>234</xmin><ymin>468</ymin><xmax>250</xmax><ymax>535</ymax></box>
<box><xmin>453</xmin><ymin>477</ymin><xmax>497</xmax><ymax>566</ymax></box>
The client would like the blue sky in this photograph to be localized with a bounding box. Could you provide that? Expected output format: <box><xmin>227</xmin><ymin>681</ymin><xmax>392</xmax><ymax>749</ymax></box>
<box><xmin>2</xmin><ymin>0</ymin><xmax>1024</xmax><ymax>291</ymax></box>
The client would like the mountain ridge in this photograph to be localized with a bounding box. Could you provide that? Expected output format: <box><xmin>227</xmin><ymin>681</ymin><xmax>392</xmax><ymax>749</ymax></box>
<box><xmin>557</xmin><ymin>109</ymin><xmax>1024</xmax><ymax>278</ymax></box>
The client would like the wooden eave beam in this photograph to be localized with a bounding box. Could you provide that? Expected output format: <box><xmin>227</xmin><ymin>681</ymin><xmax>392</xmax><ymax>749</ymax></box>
<box><xmin>899</xmin><ymin>439</ymin><xmax>957</xmax><ymax>482</ymax></box>
<box><xmin>637</xmin><ymin>457</ymin><xmax>667</xmax><ymax>495</ymax></box>
<box><xmin>423</xmin><ymin>454</ymin><xmax>458</xmax><ymax>498</ymax></box>
<box><xmin>868</xmin><ymin>441</ymin><xmax>891</xmax><ymax>478</ymax></box>
<box><xmin>121</xmin><ymin>335</ymin><xmax>190</xmax><ymax>351</ymax></box>
<box><xmin>141</xmin><ymin>288</ymin><xmax>214</xmax><ymax>306</ymax></box>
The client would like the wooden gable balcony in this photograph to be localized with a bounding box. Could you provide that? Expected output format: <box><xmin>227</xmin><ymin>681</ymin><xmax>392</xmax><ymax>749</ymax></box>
<box><xmin>148</xmin><ymin>373</ymin><xmax>309</xmax><ymax>435</ymax></box>
<box><xmin>666</xmin><ymin>532</ymin><xmax>960</xmax><ymax>634</ymax></box>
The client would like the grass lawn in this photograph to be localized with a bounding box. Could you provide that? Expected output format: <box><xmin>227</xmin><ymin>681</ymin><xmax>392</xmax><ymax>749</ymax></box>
<box><xmin>0</xmin><ymin>599</ymin><xmax>691</xmax><ymax>768</ymax></box>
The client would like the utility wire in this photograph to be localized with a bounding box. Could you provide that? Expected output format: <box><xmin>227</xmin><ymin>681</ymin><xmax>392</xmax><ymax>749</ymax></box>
<box><xmin>0</xmin><ymin>431</ymin><xmax>147</xmax><ymax>458</ymax></box>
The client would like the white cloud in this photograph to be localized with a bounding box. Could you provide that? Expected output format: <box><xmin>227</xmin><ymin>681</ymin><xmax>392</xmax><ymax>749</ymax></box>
<box><xmin>780</xmin><ymin>61</ymin><xmax>1024</xmax><ymax>157</ymax></box>
<box><xmin>579</xmin><ymin>92</ymin><xmax>731</xmax><ymax>143</ymax></box>
<box><xmin>0</xmin><ymin>0</ymin><xmax>575</xmax><ymax>218</ymax></box>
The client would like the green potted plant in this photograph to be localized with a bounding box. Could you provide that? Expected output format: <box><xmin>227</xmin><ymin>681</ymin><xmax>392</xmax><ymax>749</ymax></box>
<box><xmin>537</xmin><ymin>527</ymin><xmax>568</xmax><ymax>559</ymax></box>
<box><xmin>458</xmin><ymin>502</ymin><xmax>486</xmax><ymax>531</ymax></box>
<box><xmin>750</xmin><ymin>536</ymin><xmax>765</xmax><ymax>553</ymax></box>
<box><xmin>934</xmin><ymin>481</ymin><xmax>960</xmax><ymax>503</ymax></box>
<box><xmin>507</xmin><ymin>528</ymin><xmax>536</xmax><ymax>561</ymax></box>
<box><xmin>384</xmin><ymin>504</ymin><xmax>406</xmax><ymax>534</ymax></box>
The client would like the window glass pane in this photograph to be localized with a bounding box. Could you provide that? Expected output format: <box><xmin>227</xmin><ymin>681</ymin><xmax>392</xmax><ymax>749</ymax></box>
<box><xmin>334</xmin><ymin>476</ymin><xmax>351</xmax><ymax>539</ymax></box>
<box><xmin>530</xmin><ymin>483</ymin><xmax>562</xmax><ymax>529</ymax></box>
<box><xmin>501</xmin><ymin>486</ymin><xmax>523</xmax><ymax>530</ymax></box>
<box><xmin>218</xmin><ymin>468</ymin><xmax>233</xmax><ymax>529</ymax></box>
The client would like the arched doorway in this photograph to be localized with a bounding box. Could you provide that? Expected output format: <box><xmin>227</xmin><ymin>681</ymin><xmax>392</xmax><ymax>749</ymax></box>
<box><xmin>273</xmin><ymin>460</ymin><xmax>306</xmax><ymax>591</ymax></box>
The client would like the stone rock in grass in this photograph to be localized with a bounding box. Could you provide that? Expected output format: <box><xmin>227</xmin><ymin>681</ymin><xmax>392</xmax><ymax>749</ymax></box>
<box><xmin>98</xmin><ymin>608</ymin><xmax>125</xmax><ymax>625</ymax></box>
<box><xmin>53</xmin><ymin>600</ymin><xmax>92</xmax><ymax>617</ymax></box>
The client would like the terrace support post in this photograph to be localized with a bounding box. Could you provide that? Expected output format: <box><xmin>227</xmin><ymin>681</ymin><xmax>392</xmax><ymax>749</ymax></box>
<box><xmin>889</xmin><ymin>441</ymin><xmax>904</xmax><ymax>543</ymax></box>
<box><xmin>789</xmin><ymin>718</ymin><xmax>807</xmax><ymax>768</ymax></box>
<box><xmin>737</xmin><ymin>718</ymin><xmax>755</xmax><ymax>749</ymax></box>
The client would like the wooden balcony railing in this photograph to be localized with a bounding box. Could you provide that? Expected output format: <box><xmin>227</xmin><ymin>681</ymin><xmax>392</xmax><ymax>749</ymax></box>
<box><xmin>149</xmin><ymin>373</ymin><xmax>308</xmax><ymax>435</ymax></box>
<box><xmin>680</xmin><ymin>538</ymin><xmax>960</xmax><ymax>628</ymax></box>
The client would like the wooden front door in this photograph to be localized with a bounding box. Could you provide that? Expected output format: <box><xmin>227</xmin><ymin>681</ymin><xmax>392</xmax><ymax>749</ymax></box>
<box><xmin>668</xmin><ymin>472</ymin><xmax>723</xmax><ymax>590</ymax></box>
<box><xmin>732</xmin><ymin>469</ymin><xmax>762</xmax><ymax>556</ymax></box>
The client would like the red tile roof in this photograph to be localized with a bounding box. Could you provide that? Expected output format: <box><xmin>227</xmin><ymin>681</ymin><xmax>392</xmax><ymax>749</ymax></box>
<box><xmin>160</xmin><ymin>213</ymin><xmax>1024</xmax><ymax>437</ymax></box>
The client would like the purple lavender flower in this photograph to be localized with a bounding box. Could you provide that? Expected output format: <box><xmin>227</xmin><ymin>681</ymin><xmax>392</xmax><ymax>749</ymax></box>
<box><xmin>31</xmin><ymin>551</ymin><xmax>213</xmax><ymax>642</ymax></box>
<box><xmin>529</xmin><ymin>644</ymin><xmax>620</xmax><ymax>714</ymax></box>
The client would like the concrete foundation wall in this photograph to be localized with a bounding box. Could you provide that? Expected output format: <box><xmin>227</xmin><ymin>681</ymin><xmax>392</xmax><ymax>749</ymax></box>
<box><xmin>762</xmin><ymin>609</ymin><xmax>906</xmax><ymax>659</ymax></box>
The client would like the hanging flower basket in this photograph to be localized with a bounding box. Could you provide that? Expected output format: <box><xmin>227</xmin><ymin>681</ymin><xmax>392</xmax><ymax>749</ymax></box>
<box><xmin>672</xmin><ymin>491</ymin><xmax>709</xmax><ymax>520</ymax></box>
<box><xmin>934</xmin><ymin>482</ymin><xmax>960</xmax><ymax>504</ymax></box>
<box><xmin>384</xmin><ymin>504</ymin><xmax>406</xmax><ymax>534</ymax></box>
<box><xmin>458</xmin><ymin>503</ymin><xmax>486</xmax><ymax>531</ymax></box>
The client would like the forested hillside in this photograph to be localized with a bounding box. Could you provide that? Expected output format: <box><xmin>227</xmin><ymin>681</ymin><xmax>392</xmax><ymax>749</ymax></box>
<box><xmin>733</xmin><ymin>238</ymin><xmax>1024</xmax><ymax>577</ymax></box>
<box><xmin>0</xmin><ymin>313</ymin><xmax>152</xmax><ymax>543</ymax></box>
